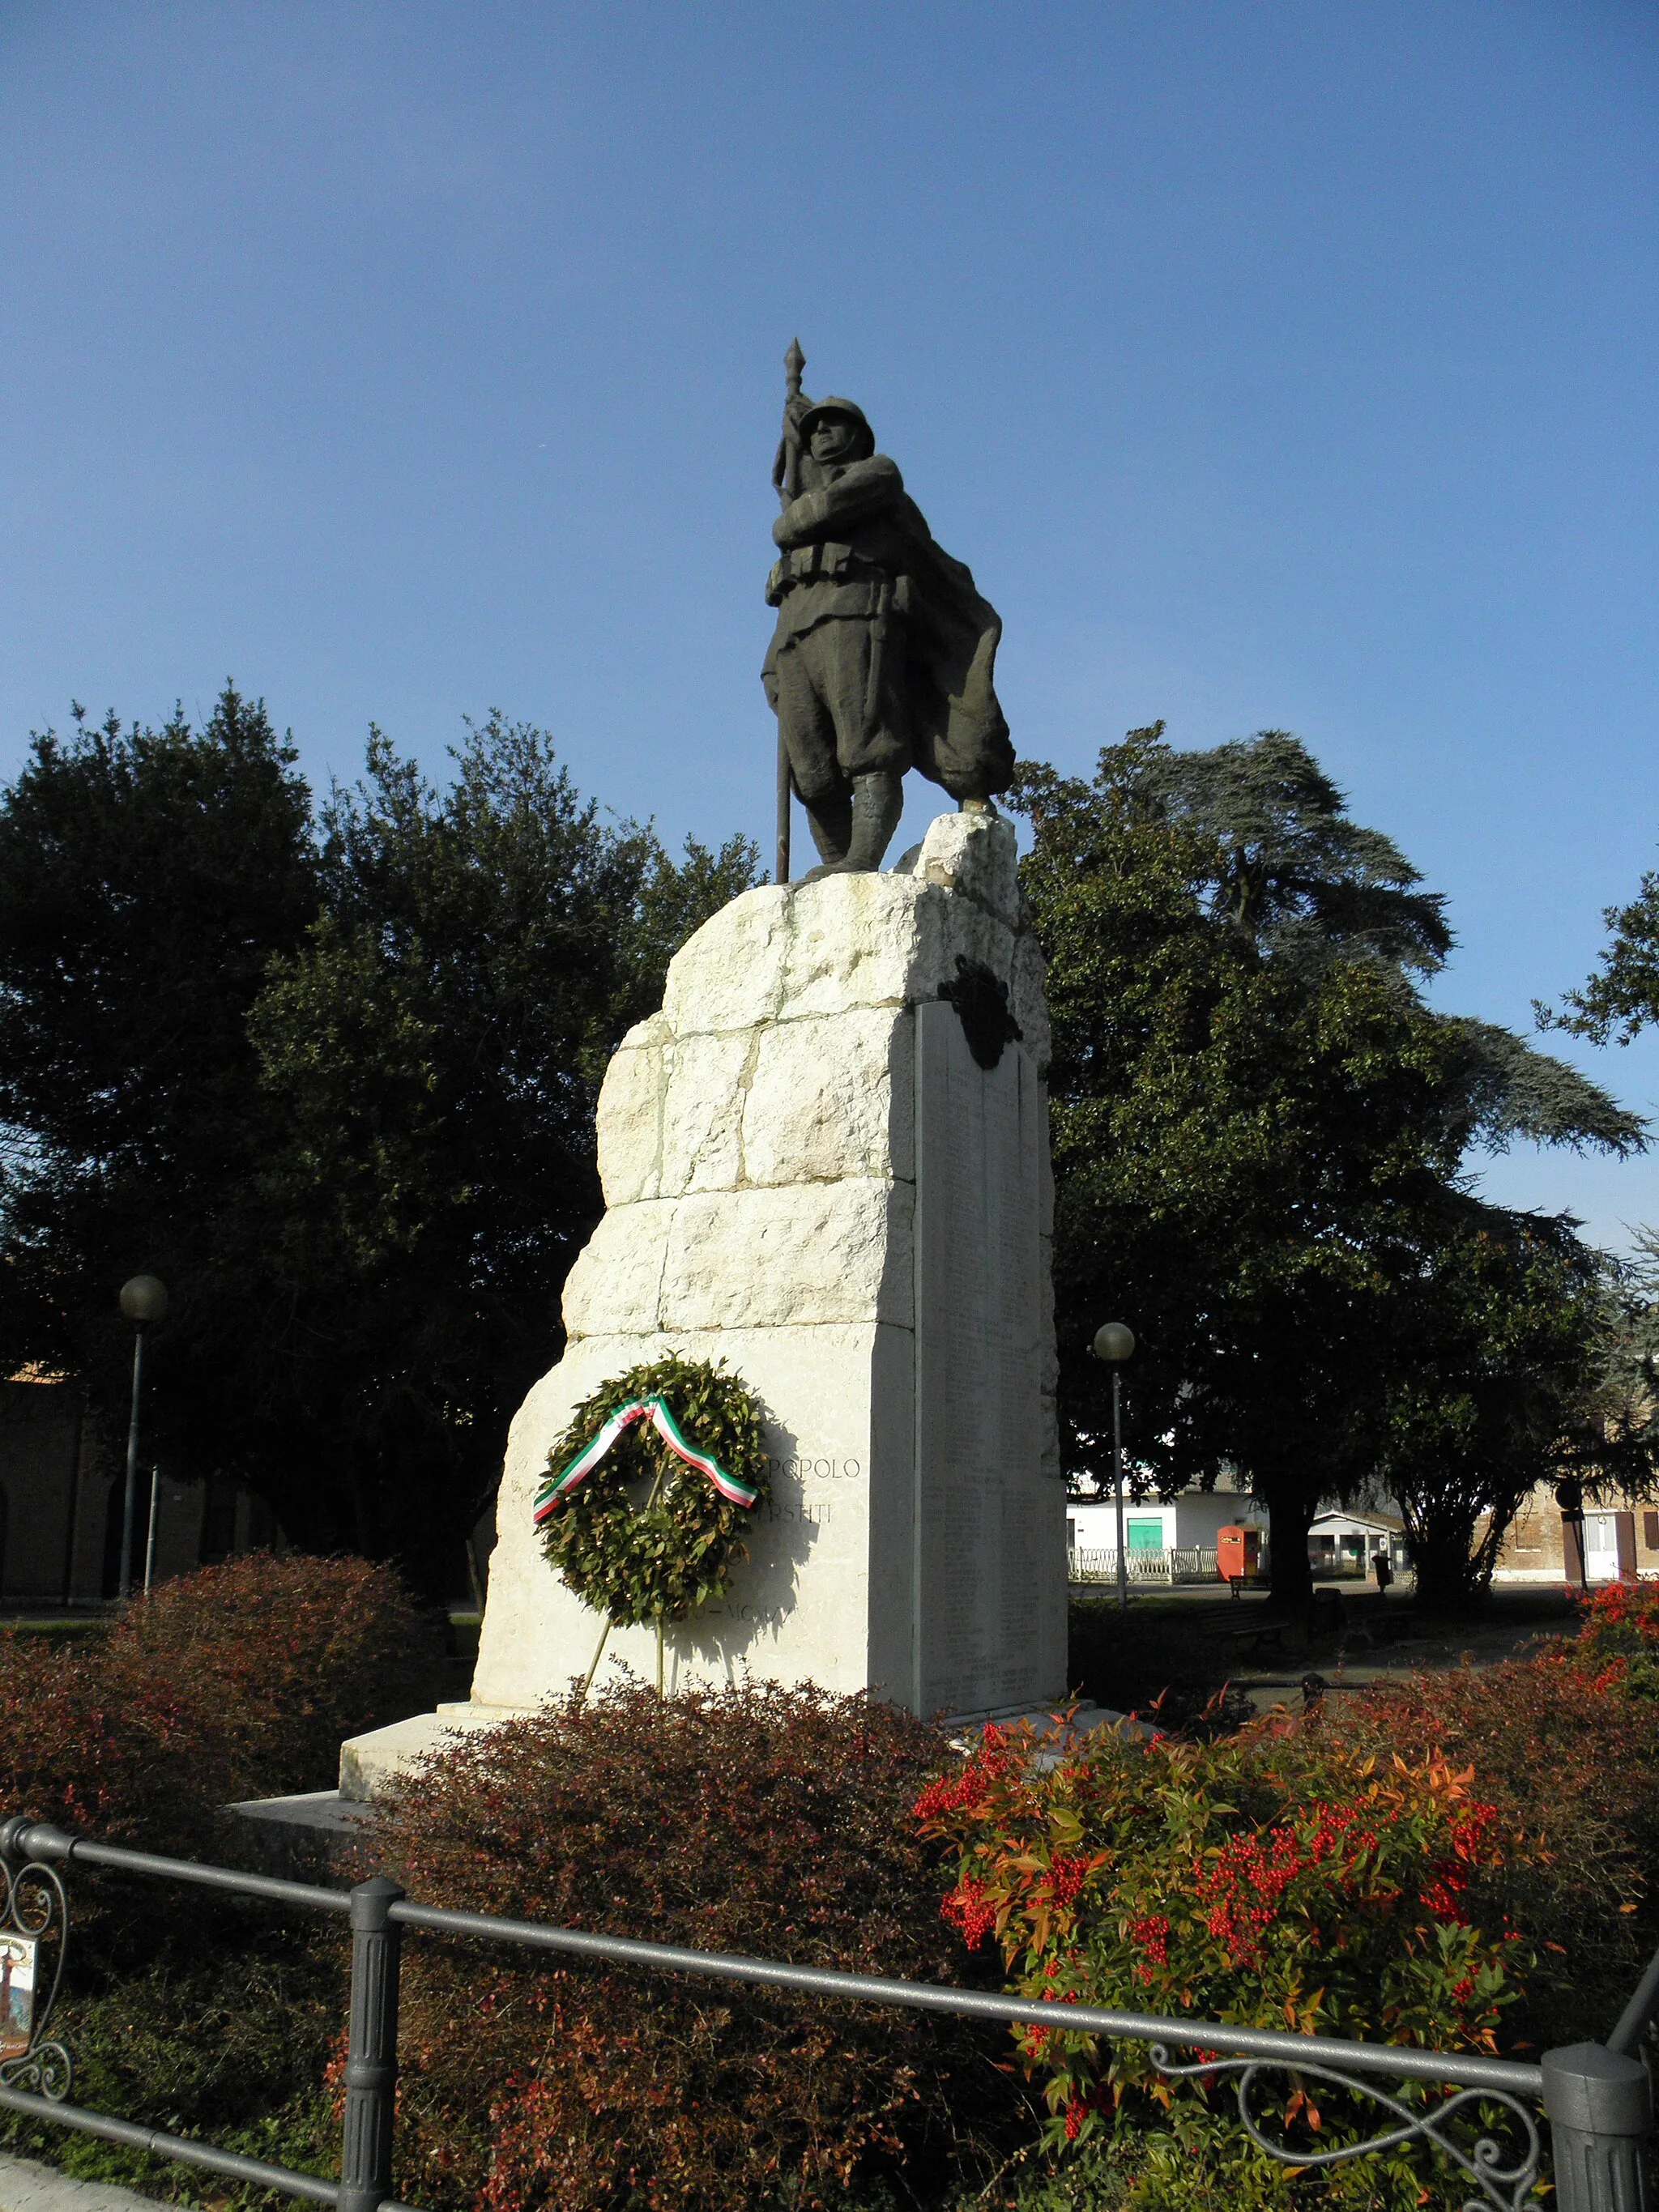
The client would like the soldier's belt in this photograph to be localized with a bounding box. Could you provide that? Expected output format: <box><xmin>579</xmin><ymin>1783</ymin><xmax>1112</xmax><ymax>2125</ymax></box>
<box><xmin>771</xmin><ymin>541</ymin><xmax>885</xmax><ymax>586</ymax></box>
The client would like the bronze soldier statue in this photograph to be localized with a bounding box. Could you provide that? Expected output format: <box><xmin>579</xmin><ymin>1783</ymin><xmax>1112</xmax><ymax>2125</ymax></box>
<box><xmin>763</xmin><ymin>345</ymin><xmax>1014</xmax><ymax>879</ymax></box>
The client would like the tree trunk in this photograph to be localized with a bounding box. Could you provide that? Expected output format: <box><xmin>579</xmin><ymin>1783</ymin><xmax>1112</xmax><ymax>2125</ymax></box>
<box><xmin>1261</xmin><ymin>1486</ymin><xmax>1316</xmax><ymax>1611</ymax></box>
<box><xmin>1403</xmin><ymin>1502</ymin><xmax>1488</xmax><ymax>1614</ymax></box>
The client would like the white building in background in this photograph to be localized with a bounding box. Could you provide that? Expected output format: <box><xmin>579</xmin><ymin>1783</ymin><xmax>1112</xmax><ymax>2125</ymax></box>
<box><xmin>1306</xmin><ymin>1506</ymin><xmax>1410</xmax><ymax>1578</ymax></box>
<box><xmin>1066</xmin><ymin>1491</ymin><xmax>1413</xmax><ymax>1584</ymax></box>
<box><xmin>1066</xmin><ymin>1488</ymin><xmax>1266</xmax><ymax>1564</ymax></box>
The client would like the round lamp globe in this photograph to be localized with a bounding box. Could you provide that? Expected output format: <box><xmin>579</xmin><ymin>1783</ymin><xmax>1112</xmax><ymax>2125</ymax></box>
<box><xmin>1092</xmin><ymin>1321</ymin><xmax>1135</xmax><ymax>1364</ymax></box>
<box><xmin>119</xmin><ymin>1275</ymin><xmax>169</xmax><ymax>1327</ymax></box>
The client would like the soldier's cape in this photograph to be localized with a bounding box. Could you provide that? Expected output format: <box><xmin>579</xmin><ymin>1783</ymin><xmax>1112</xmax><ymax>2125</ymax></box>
<box><xmin>765</xmin><ymin>450</ymin><xmax>1014</xmax><ymax>802</ymax></box>
<box><xmin>897</xmin><ymin>505</ymin><xmax>1014</xmax><ymax>802</ymax></box>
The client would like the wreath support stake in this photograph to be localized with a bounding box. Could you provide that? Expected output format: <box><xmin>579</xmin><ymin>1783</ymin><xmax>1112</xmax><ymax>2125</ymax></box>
<box><xmin>581</xmin><ymin>1617</ymin><xmax>611</xmax><ymax>1695</ymax></box>
<box><xmin>578</xmin><ymin>1452</ymin><xmax>674</xmax><ymax>1697</ymax></box>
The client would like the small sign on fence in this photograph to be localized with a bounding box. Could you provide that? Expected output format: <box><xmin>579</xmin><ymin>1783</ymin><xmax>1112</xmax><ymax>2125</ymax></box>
<box><xmin>0</xmin><ymin>1934</ymin><xmax>36</xmax><ymax>2060</ymax></box>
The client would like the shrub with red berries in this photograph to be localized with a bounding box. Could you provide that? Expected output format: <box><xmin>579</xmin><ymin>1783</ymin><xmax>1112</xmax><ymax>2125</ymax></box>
<box><xmin>1348</xmin><ymin>1593</ymin><xmax>1659</xmax><ymax>2053</ymax></box>
<box><xmin>915</xmin><ymin>1714</ymin><xmax>1527</xmax><ymax>2204</ymax></box>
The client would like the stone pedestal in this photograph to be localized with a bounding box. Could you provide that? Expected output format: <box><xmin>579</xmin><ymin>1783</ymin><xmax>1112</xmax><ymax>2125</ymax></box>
<box><xmin>340</xmin><ymin>810</ymin><xmax>1064</xmax><ymax>1794</ymax></box>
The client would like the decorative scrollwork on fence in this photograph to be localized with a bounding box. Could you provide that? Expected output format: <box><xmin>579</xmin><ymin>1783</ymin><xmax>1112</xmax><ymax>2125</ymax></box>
<box><xmin>0</xmin><ymin>1858</ymin><xmax>72</xmax><ymax>2102</ymax></box>
<box><xmin>1149</xmin><ymin>2046</ymin><xmax>1541</xmax><ymax>2212</ymax></box>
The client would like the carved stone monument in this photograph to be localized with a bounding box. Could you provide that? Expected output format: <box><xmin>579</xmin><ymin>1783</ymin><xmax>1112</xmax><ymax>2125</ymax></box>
<box><xmin>335</xmin><ymin>356</ymin><xmax>1067</xmax><ymax>1800</ymax></box>
<box><xmin>340</xmin><ymin>808</ymin><xmax>1064</xmax><ymax>1796</ymax></box>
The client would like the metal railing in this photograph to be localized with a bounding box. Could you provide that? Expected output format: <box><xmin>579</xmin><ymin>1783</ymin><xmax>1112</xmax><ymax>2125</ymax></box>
<box><xmin>1068</xmin><ymin>1546</ymin><xmax>1223</xmax><ymax>1584</ymax></box>
<box><xmin>0</xmin><ymin>1814</ymin><xmax>1651</xmax><ymax>2212</ymax></box>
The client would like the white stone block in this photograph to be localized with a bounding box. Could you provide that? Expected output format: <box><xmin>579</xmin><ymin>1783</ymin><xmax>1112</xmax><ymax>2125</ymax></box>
<box><xmin>778</xmin><ymin>873</ymin><xmax>929</xmax><ymax>1020</ymax></box>
<box><xmin>339</xmin><ymin>1709</ymin><xmax>494</xmax><ymax>1800</ymax></box>
<box><xmin>468</xmin><ymin>1319</ymin><xmax>913</xmax><ymax>1715</ymax></box>
<box><xmin>662</xmin><ymin>884</ymin><xmax>790</xmax><ymax>1035</ymax></box>
<box><xmin>741</xmin><ymin>1008</ymin><xmax>912</xmax><ymax>1187</ymax></box>
<box><xmin>917</xmin><ymin>808</ymin><xmax>1022</xmax><ymax>925</ymax></box>
<box><xmin>561</xmin><ymin>1200</ymin><xmax>675</xmax><ymax>1336</ymax></box>
<box><xmin>595</xmin><ymin>1026</ymin><xmax>666</xmax><ymax>1206</ymax></box>
<box><xmin>659</xmin><ymin>1029</ymin><xmax>756</xmax><ymax>1195</ymax></box>
<box><xmin>659</xmin><ymin>1181</ymin><xmax>911</xmax><ymax>1332</ymax></box>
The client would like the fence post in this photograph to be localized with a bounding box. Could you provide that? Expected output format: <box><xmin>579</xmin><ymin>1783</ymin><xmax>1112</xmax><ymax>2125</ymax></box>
<box><xmin>1543</xmin><ymin>2043</ymin><xmax>1652</xmax><ymax>2212</ymax></box>
<box><xmin>340</xmin><ymin>1875</ymin><xmax>403</xmax><ymax>2212</ymax></box>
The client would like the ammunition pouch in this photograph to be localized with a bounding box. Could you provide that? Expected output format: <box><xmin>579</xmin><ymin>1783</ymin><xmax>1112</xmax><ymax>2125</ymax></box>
<box><xmin>766</xmin><ymin>541</ymin><xmax>892</xmax><ymax>607</ymax></box>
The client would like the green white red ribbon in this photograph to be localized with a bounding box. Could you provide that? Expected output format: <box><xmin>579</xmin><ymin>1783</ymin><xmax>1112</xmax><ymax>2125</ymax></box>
<box><xmin>535</xmin><ymin>1395</ymin><xmax>759</xmax><ymax>1524</ymax></box>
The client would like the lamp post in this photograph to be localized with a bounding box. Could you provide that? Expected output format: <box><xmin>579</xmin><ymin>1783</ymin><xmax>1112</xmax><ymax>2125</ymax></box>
<box><xmin>1555</xmin><ymin>1476</ymin><xmax>1588</xmax><ymax>1596</ymax></box>
<box><xmin>143</xmin><ymin>1464</ymin><xmax>162</xmax><ymax>1595</ymax></box>
<box><xmin>1091</xmin><ymin>1322</ymin><xmax>1136</xmax><ymax>1611</ymax></box>
<box><xmin>117</xmin><ymin>1276</ymin><xmax>168</xmax><ymax>1601</ymax></box>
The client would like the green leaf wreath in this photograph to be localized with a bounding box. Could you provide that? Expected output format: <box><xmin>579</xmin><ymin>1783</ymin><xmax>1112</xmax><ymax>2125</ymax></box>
<box><xmin>536</xmin><ymin>1353</ymin><xmax>770</xmax><ymax>1627</ymax></box>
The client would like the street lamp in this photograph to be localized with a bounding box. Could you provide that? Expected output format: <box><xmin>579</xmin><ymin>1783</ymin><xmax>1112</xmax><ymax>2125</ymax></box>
<box><xmin>117</xmin><ymin>1276</ymin><xmax>168</xmax><ymax>1601</ymax></box>
<box><xmin>1091</xmin><ymin>1321</ymin><xmax>1136</xmax><ymax>1611</ymax></box>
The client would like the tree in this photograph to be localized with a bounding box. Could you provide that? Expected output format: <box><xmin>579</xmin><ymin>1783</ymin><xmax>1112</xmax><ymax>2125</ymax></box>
<box><xmin>1375</xmin><ymin>1209</ymin><xmax>1655</xmax><ymax>1610</ymax></box>
<box><xmin>231</xmin><ymin>715</ymin><xmax>758</xmax><ymax>1588</ymax></box>
<box><xmin>0</xmin><ymin>688</ymin><xmax>319</xmax><ymax>1430</ymax></box>
<box><xmin>1016</xmin><ymin>726</ymin><xmax>1643</xmax><ymax>1607</ymax></box>
<box><xmin>1542</xmin><ymin>858</ymin><xmax>1659</xmax><ymax>1046</ymax></box>
<box><xmin>0</xmin><ymin>697</ymin><xmax>757</xmax><ymax>1597</ymax></box>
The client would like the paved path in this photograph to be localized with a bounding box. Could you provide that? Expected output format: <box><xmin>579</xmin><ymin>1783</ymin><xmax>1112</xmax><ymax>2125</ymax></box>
<box><xmin>0</xmin><ymin>2152</ymin><xmax>164</xmax><ymax>2212</ymax></box>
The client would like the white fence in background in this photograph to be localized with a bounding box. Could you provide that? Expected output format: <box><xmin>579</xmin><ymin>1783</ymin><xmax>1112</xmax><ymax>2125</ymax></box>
<box><xmin>1068</xmin><ymin>1546</ymin><xmax>1222</xmax><ymax>1585</ymax></box>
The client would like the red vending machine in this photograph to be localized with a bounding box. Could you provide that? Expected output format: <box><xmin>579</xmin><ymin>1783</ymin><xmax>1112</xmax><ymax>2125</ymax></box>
<box><xmin>1218</xmin><ymin>1524</ymin><xmax>1262</xmax><ymax>1591</ymax></box>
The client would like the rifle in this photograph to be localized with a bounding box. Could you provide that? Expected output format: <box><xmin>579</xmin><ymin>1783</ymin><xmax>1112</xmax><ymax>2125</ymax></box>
<box><xmin>773</xmin><ymin>337</ymin><xmax>805</xmax><ymax>884</ymax></box>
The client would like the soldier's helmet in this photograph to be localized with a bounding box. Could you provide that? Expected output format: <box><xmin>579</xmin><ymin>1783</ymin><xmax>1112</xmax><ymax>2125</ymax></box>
<box><xmin>798</xmin><ymin>397</ymin><xmax>875</xmax><ymax>459</ymax></box>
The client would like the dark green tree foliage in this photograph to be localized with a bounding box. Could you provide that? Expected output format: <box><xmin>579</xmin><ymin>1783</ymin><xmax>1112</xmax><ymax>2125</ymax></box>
<box><xmin>1136</xmin><ymin>727</ymin><xmax>1453</xmax><ymax>980</ymax></box>
<box><xmin>0</xmin><ymin>696</ymin><xmax>757</xmax><ymax>1596</ymax></box>
<box><xmin>1137</xmin><ymin>730</ymin><xmax>1644</xmax><ymax>1155</ymax></box>
<box><xmin>233</xmin><ymin>717</ymin><xmax>758</xmax><ymax>1581</ymax></box>
<box><xmin>1376</xmin><ymin>1216</ymin><xmax>1644</xmax><ymax>1611</ymax></box>
<box><xmin>0</xmin><ymin>690</ymin><xmax>318</xmax><ymax>1418</ymax></box>
<box><xmin>1544</xmin><ymin>860</ymin><xmax>1659</xmax><ymax>1046</ymax></box>
<box><xmin>1017</xmin><ymin>727</ymin><xmax>1644</xmax><ymax>1606</ymax></box>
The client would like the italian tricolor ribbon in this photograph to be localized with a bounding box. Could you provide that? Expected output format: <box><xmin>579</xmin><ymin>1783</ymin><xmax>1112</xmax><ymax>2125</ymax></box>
<box><xmin>534</xmin><ymin>1396</ymin><xmax>759</xmax><ymax>1524</ymax></box>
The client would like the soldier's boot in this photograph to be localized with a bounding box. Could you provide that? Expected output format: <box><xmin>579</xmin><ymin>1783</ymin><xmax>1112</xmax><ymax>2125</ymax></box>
<box><xmin>803</xmin><ymin>791</ymin><xmax>853</xmax><ymax>871</ymax></box>
<box><xmin>842</xmin><ymin>770</ymin><xmax>904</xmax><ymax>871</ymax></box>
<box><xmin>802</xmin><ymin>772</ymin><xmax>903</xmax><ymax>879</ymax></box>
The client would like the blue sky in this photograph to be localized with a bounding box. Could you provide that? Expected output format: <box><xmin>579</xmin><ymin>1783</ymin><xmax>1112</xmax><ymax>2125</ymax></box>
<box><xmin>3</xmin><ymin>2</ymin><xmax>1657</xmax><ymax>1247</ymax></box>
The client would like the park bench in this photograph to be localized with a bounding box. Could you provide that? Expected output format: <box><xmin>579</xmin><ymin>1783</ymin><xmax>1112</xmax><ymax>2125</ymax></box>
<box><xmin>1222</xmin><ymin>1571</ymin><xmax>1270</xmax><ymax>1600</ymax></box>
<box><xmin>1220</xmin><ymin>1617</ymin><xmax>1287</xmax><ymax>1658</ymax></box>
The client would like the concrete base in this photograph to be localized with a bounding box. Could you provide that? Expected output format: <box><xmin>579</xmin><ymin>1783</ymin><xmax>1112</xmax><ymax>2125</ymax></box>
<box><xmin>941</xmin><ymin>1698</ymin><xmax>1154</xmax><ymax>1764</ymax></box>
<box><xmin>329</xmin><ymin>1690</ymin><xmax>1147</xmax><ymax>1817</ymax></box>
<box><xmin>339</xmin><ymin>1700</ymin><xmax>533</xmax><ymax>1801</ymax></box>
<box><xmin>227</xmin><ymin>1788</ymin><xmax>381</xmax><ymax>1882</ymax></box>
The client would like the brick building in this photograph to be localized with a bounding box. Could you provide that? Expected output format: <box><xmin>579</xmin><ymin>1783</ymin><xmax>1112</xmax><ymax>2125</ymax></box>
<box><xmin>1488</xmin><ymin>1481</ymin><xmax>1659</xmax><ymax>1586</ymax></box>
<box><xmin>0</xmin><ymin>1370</ymin><xmax>281</xmax><ymax>1606</ymax></box>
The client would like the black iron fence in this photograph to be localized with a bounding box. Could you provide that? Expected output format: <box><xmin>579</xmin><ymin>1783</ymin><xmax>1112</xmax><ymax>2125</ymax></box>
<box><xmin>0</xmin><ymin>1814</ymin><xmax>1651</xmax><ymax>2212</ymax></box>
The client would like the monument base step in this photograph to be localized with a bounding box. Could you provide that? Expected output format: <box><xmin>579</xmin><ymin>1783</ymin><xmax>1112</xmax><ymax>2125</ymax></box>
<box><xmin>227</xmin><ymin>1788</ymin><xmax>382</xmax><ymax>1884</ymax></box>
<box><xmin>941</xmin><ymin>1698</ymin><xmax>1154</xmax><ymax>1763</ymax></box>
<box><xmin>339</xmin><ymin>1701</ymin><xmax>537</xmax><ymax>1802</ymax></box>
<box><xmin>332</xmin><ymin>1694</ymin><xmax>1149</xmax><ymax>1820</ymax></box>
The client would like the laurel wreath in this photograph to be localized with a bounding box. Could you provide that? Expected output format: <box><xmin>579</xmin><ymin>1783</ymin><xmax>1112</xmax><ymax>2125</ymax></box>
<box><xmin>537</xmin><ymin>1354</ymin><xmax>770</xmax><ymax>1628</ymax></box>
